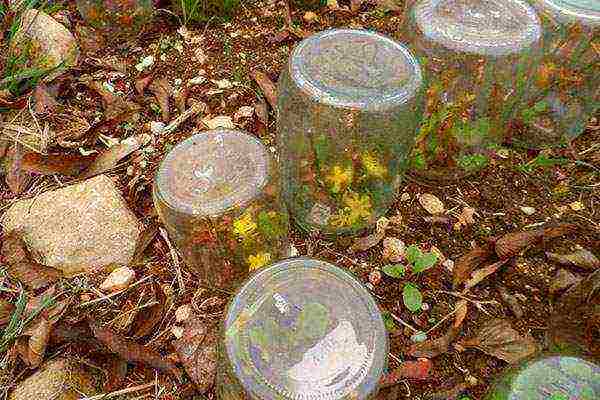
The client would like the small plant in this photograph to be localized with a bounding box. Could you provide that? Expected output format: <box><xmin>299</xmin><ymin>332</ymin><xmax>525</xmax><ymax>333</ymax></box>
<box><xmin>517</xmin><ymin>153</ymin><xmax>568</xmax><ymax>173</ymax></box>
<box><xmin>382</xmin><ymin>245</ymin><xmax>438</xmax><ymax>312</ymax></box>
<box><xmin>173</xmin><ymin>0</ymin><xmax>240</xmax><ymax>25</ymax></box>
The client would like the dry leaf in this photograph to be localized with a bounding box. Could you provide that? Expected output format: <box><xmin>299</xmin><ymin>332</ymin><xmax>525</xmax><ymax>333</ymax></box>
<box><xmin>418</xmin><ymin>193</ymin><xmax>445</xmax><ymax>215</ymax></box>
<box><xmin>495</xmin><ymin>224</ymin><xmax>576</xmax><ymax>259</ymax></box>
<box><xmin>22</xmin><ymin>152</ymin><xmax>95</xmax><ymax>176</ymax></box>
<box><xmin>130</xmin><ymin>282</ymin><xmax>168</xmax><ymax>339</ymax></box>
<box><xmin>408</xmin><ymin>327</ymin><xmax>459</xmax><ymax>359</ymax></box>
<box><xmin>102</xmin><ymin>354</ymin><xmax>129</xmax><ymax>392</ymax></box>
<box><xmin>22</xmin><ymin>318</ymin><xmax>51</xmax><ymax>368</ymax></box>
<box><xmin>149</xmin><ymin>78</ymin><xmax>173</xmax><ymax>122</ymax></box>
<box><xmin>173</xmin><ymin>316</ymin><xmax>218</xmax><ymax>393</ymax></box>
<box><xmin>6</xmin><ymin>143</ymin><xmax>29</xmax><ymax>195</ymax></box>
<box><xmin>350</xmin><ymin>230</ymin><xmax>385</xmax><ymax>252</ymax></box>
<box><xmin>86</xmin><ymin>81</ymin><xmax>139</xmax><ymax>120</ymax></box>
<box><xmin>380</xmin><ymin>358</ymin><xmax>432</xmax><ymax>387</ymax></box>
<box><xmin>1</xmin><ymin>230</ymin><xmax>29</xmax><ymax>265</ymax></box>
<box><xmin>546</xmin><ymin>249</ymin><xmax>600</xmax><ymax>271</ymax></box>
<box><xmin>33</xmin><ymin>84</ymin><xmax>59</xmax><ymax>114</ymax></box>
<box><xmin>90</xmin><ymin>320</ymin><xmax>182</xmax><ymax>381</ymax></box>
<box><xmin>454</xmin><ymin>207</ymin><xmax>475</xmax><ymax>231</ymax></box>
<box><xmin>135</xmin><ymin>75</ymin><xmax>153</xmax><ymax>95</ymax></box>
<box><xmin>463</xmin><ymin>259</ymin><xmax>509</xmax><ymax>292</ymax></box>
<box><xmin>458</xmin><ymin>319</ymin><xmax>538</xmax><ymax>364</ymax></box>
<box><xmin>428</xmin><ymin>382</ymin><xmax>469</xmax><ymax>400</ymax></box>
<box><xmin>202</xmin><ymin>115</ymin><xmax>234</xmax><ymax>130</ymax></box>
<box><xmin>453</xmin><ymin>243</ymin><xmax>494</xmax><ymax>288</ymax></box>
<box><xmin>0</xmin><ymin>299</ymin><xmax>15</xmax><ymax>326</ymax></box>
<box><xmin>497</xmin><ymin>286</ymin><xmax>524</xmax><ymax>318</ymax></box>
<box><xmin>374</xmin><ymin>0</ymin><xmax>401</xmax><ymax>12</ymax></box>
<box><xmin>250</xmin><ymin>70</ymin><xmax>277</xmax><ymax>112</ymax></box>
<box><xmin>453</xmin><ymin>300</ymin><xmax>468</xmax><ymax>328</ymax></box>
<box><xmin>130</xmin><ymin>223</ymin><xmax>158</xmax><ymax>265</ymax></box>
<box><xmin>382</xmin><ymin>237</ymin><xmax>406</xmax><ymax>262</ymax></box>
<box><xmin>79</xmin><ymin>134</ymin><xmax>146</xmax><ymax>179</ymax></box>
<box><xmin>350</xmin><ymin>0</ymin><xmax>363</xmax><ymax>12</ymax></box>
<box><xmin>549</xmin><ymin>269</ymin><xmax>582</xmax><ymax>294</ymax></box>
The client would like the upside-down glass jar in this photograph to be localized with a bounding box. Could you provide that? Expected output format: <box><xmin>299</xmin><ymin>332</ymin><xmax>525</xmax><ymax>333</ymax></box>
<box><xmin>484</xmin><ymin>354</ymin><xmax>600</xmax><ymax>399</ymax></box>
<box><xmin>76</xmin><ymin>0</ymin><xmax>154</xmax><ymax>37</ymax></box>
<box><xmin>217</xmin><ymin>257</ymin><xmax>388</xmax><ymax>400</ymax></box>
<box><xmin>277</xmin><ymin>29</ymin><xmax>423</xmax><ymax>236</ymax></box>
<box><xmin>405</xmin><ymin>0</ymin><xmax>544</xmax><ymax>180</ymax></box>
<box><xmin>153</xmin><ymin>129</ymin><xmax>290</xmax><ymax>290</ymax></box>
<box><xmin>512</xmin><ymin>0</ymin><xmax>600</xmax><ymax>148</ymax></box>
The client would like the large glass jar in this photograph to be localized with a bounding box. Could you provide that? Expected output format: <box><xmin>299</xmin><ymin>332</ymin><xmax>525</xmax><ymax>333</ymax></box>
<box><xmin>484</xmin><ymin>354</ymin><xmax>600</xmax><ymax>399</ymax></box>
<box><xmin>405</xmin><ymin>0</ymin><xmax>543</xmax><ymax>180</ymax></box>
<box><xmin>76</xmin><ymin>0</ymin><xmax>154</xmax><ymax>38</ymax></box>
<box><xmin>277</xmin><ymin>29</ymin><xmax>423</xmax><ymax>236</ymax></box>
<box><xmin>217</xmin><ymin>257</ymin><xmax>388</xmax><ymax>400</ymax></box>
<box><xmin>512</xmin><ymin>0</ymin><xmax>600</xmax><ymax>148</ymax></box>
<box><xmin>153</xmin><ymin>129</ymin><xmax>290</xmax><ymax>290</ymax></box>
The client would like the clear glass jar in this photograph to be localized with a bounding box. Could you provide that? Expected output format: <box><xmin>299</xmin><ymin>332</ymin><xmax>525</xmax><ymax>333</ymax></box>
<box><xmin>277</xmin><ymin>29</ymin><xmax>423</xmax><ymax>236</ymax></box>
<box><xmin>153</xmin><ymin>129</ymin><xmax>290</xmax><ymax>290</ymax></box>
<box><xmin>484</xmin><ymin>354</ymin><xmax>600</xmax><ymax>399</ymax></box>
<box><xmin>405</xmin><ymin>0</ymin><xmax>544</xmax><ymax>180</ymax></box>
<box><xmin>75</xmin><ymin>0</ymin><xmax>154</xmax><ymax>37</ymax></box>
<box><xmin>512</xmin><ymin>0</ymin><xmax>600</xmax><ymax>148</ymax></box>
<box><xmin>217</xmin><ymin>257</ymin><xmax>388</xmax><ymax>400</ymax></box>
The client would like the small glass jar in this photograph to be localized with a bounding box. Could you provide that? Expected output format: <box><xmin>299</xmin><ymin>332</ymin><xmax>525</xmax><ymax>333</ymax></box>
<box><xmin>405</xmin><ymin>0</ymin><xmax>543</xmax><ymax>180</ymax></box>
<box><xmin>76</xmin><ymin>0</ymin><xmax>154</xmax><ymax>37</ymax></box>
<box><xmin>277</xmin><ymin>29</ymin><xmax>423</xmax><ymax>236</ymax></box>
<box><xmin>153</xmin><ymin>129</ymin><xmax>290</xmax><ymax>290</ymax></box>
<box><xmin>512</xmin><ymin>0</ymin><xmax>600</xmax><ymax>148</ymax></box>
<box><xmin>217</xmin><ymin>257</ymin><xmax>388</xmax><ymax>400</ymax></box>
<box><xmin>484</xmin><ymin>354</ymin><xmax>600</xmax><ymax>399</ymax></box>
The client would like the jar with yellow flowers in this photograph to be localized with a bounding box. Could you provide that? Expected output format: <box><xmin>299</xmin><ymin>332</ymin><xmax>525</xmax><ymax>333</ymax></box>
<box><xmin>76</xmin><ymin>0</ymin><xmax>154</xmax><ymax>37</ymax></box>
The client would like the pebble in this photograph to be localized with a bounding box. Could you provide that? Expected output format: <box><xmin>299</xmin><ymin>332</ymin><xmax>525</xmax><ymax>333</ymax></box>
<box><xmin>100</xmin><ymin>267</ymin><xmax>135</xmax><ymax>292</ymax></box>
<box><xmin>520</xmin><ymin>206</ymin><xmax>536</xmax><ymax>215</ymax></box>
<box><xmin>410</xmin><ymin>331</ymin><xmax>428</xmax><ymax>343</ymax></box>
<box><xmin>443</xmin><ymin>259</ymin><xmax>455</xmax><ymax>272</ymax></box>
<box><xmin>175</xmin><ymin>304</ymin><xmax>192</xmax><ymax>323</ymax></box>
<box><xmin>150</xmin><ymin>121</ymin><xmax>165</xmax><ymax>134</ymax></box>
<box><xmin>369</xmin><ymin>270</ymin><xmax>382</xmax><ymax>286</ymax></box>
<box><xmin>400</xmin><ymin>192</ymin><xmax>411</xmax><ymax>202</ymax></box>
<box><xmin>420</xmin><ymin>302</ymin><xmax>430</xmax><ymax>311</ymax></box>
<box><xmin>171</xmin><ymin>326</ymin><xmax>184</xmax><ymax>339</ymax></box>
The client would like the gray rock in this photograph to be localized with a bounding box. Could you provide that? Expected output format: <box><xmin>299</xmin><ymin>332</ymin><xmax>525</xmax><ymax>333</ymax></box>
<box><xmin>10</xmin><ymin>9</ymin><xmax>79</xmax><ymax>82</ymax></box>
<box><xmin>1</xmin><ymin>175</ymin><xmax>142</xmax><ymax>275</ymax></box>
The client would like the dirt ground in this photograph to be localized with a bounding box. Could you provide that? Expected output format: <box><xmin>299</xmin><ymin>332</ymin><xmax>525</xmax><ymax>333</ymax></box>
<box><xmin>0</xmin><ymin>1</ymin><xmax>599</xmax><ymax>399</ymax></box>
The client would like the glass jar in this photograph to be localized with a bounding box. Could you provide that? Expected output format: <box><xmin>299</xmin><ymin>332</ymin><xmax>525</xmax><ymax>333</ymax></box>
<box><xmin>484</xmin><ymin>354</ymin><xmax>600</xmax><ymax>399</ymax></box>
<box><xmin>153</xmin><ymin>129</ymin><xmax>290</xmax><ymax>290</ymax></box>
<box><xmin>277</xmin><ymin>29</ymin><xmax>423</xmax><ymax>236</ymax></box>
<box><xmin>75</xmin><ymin>0</ymin><xmax>154</xmax><ymax>37</ymax></box>
<box><xmin>405</xmin><ymin>0</ymin><xmax>543</xmax><ymax>180</ymax></box>
<box><xmin>512</xmin><ymin>0</ymin><xmax>600</xmax><ymax>148</ymax></box>
<box><xmin>217</xmin><ymin>257</ymin><xmax>388</xmax><ymax>400</ymax></box>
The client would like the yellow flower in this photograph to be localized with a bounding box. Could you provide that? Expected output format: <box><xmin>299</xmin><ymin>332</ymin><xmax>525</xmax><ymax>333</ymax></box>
<box><xmin>233</xmin><ymin>212</ymin><xmax>257</xmax><ymax>239</ymax></box>
<box><xmin>247</xmin><ymin>252</ymin><xmax>271</xmax><ymax>271</ymax></box>
<box><xmin>361</xmin><ymin>153</ymin><xmax>387</xmax><ymax>178</ymax></box>
<box><xmin>325</xmin><ymin>165</ymin><xmax>353</xmax><ymax>193</ymax></box>
<box><xmin>344</xmin><ymin>192</ymin><xmax>372</xmax><ymax>223</ymax></box>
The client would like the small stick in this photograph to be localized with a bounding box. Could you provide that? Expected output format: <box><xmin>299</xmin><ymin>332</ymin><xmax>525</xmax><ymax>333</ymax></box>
<box><xmin>78</xmin><ymin>382</ymin><xmax>154</xmax><ymax>400</ymax></box>
<box><xmin>160</xmin><ymin>102</ymin><xmax>205</xmax><ymax>136</ymax></box>
<box><xmin>78</xmin><ymin>276</ymin><xmax>153</xmax><ymax>307</ymax></box>
<box><xmin>390</xmin><ymin>311</ymin><xmax>420</xmax><ymax>333</ymax></box>
<box><xmin>159</xmin><ymin>228</ymin><xmax>185</xmax><ymax>296</ymax></box>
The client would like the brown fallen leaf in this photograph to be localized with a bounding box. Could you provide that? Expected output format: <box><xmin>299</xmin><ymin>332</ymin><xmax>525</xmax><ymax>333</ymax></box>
<box><xmin>549</xmin><ymin>269</ymin><xmax>582</xmax><ymax>294</ymax></box>
<box><xmin>453</xmin><ymin>207</ymin><xmax>476</xmax><ymax>231</ymax></box>
<box><xmin>130</xmin><ymin>223</ymin><xmax>159</xmax><ymax>265</ymax></box>
<box><xmin>9</xmin><ymin>261</ymin><xmax>62</xmax><ymax>290</ymax></box>
<box><xmin>546</xmin><ymin>249</ymin><xmax>600</xmax><ymax>271</ymax></box>
<box><xmin>0</xmin><ymin>299</ymin><xmax>15</xmax><ymax>326</ymax></box>
<box><xmin>495</xmin><ymin>223</ymin><xmax>576</xmax><ymax>259</ymax></box>
<box><xmin>173</xmin><ymin>316</ymin><xmax>218</xmax><ymax>393</ymax></box>
<box><xmin>408</xmin><ymin>327</ymin><xmax>459</xmax><ymax>359</ymax></box>
<box><xmin>458</xmin><ymin>318</ymin><xmax>538</xmax><ymax>364</ymax></box>
<box><xmin>382</xmin><ymin>237</ymin><xmax>406</xmax><ymax>263</ymax></box>
<box><xmin>1</xmin><ymin>230</ymin><xmax>29</xmax><ymax>265</ymax></box>
<box><xmin>149</xmin><ymin>78</ymin><xmax>173</xmax><ymax>122</ymax></box>
<box><xmin>380</xmin><ymin>358</ymin><xmax>432</xmax><ymax>387</ymax></box>
<box><xmin>79</xmin><ymin>134</ymin><xmax>146</xmax><ymax>179</ymax></box>
<box><xmin>453</xmin><ymin>300</ymin><xmax>468</xmax><ymax>328</ymax></box>
<box><xmin>129</xmin><ymin>283</ymin><xmax>169</xmax><ymax>339</ymax></box>
<box><xmin>33</xmin><ymin>84</ymin><xmax>59</xmax><ymax>115</ymax></box>
<box><xmin>86</xmin><ymin>80</ymin><xmax>140</xmax><ymax>120</ymax></box>
<box><xmin>350</xmin><ymin>0</ymin><xmax>363</xmax><ymax>12</ymax></box>
<box><xmin>102</xmin><ymin>354</ymin><xmax>129</xmax><ymax>392</ymax></box>
<box><xmin>418</xmin><ymin>193</ymin><xmax>445</xmax><ymax>215</ymax></box>
<box><xmin>463</xmin><ymin>259</ymin><xmax>509</xmax><ymax>292</ymax></box>
<box><xmin>90</xmin><ymin>320</ymin><xmax>182</xmax><ymax>381</ymax></box>
<box><xmin>453</xmin><ymin>243</ymin><xmax>494</xmax><ymax>288</ymax></box>
<box><xmin>21</xmin><ymin>318</ymin><xmax>51</xmax><ymax>368</ymax></box>
<box><xmin>497</xmin><ymin>286</ymin><xmax>524</xmax><ymax>318</ymax></box>
<box><xmin>428</xmin><ymin>382</ymin><xmax>469</xmax><ymax>400</ymax></box>
<box><xmin>250</xmin><ymin>70</ymin><xmax>278</xmax><ymax>112</ymax></box>
<box><xmin>350</xmin><ymin>230</ymin><xmax>385</xmax><ymax>252</ymax></box>
<box><xmin>6</xmin><ymin>143</ymin><xmax>30</xmax><ymax>195</ymax></box>
<box><xmin>135</xmin><ymin>75</ymin><xmax>154</xmax><ymax>96</ymax></box>
<box><xmin>22</xmin><ymin>152</ymin><xmax>95</xmax><ymax>176</ymax></box>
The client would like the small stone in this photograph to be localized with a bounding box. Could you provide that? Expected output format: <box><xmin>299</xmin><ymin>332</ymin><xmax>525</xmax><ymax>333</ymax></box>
<box><xmin>234</xmin><ymin>106</ymin><xmax>254</xmax><ymax>121</ymax></box>
<box><xmin>135</xmin><ymin>55</ymin><xmax>154</xmax><ymax>72</ymax></box>
<box><xmin>465</xmin><ymin>374</ymin><xmax>479</xmax><ymax>387</ymax></box>
<box><xmin>369</xmin><ymin>270</ymin><xmax>382</xmax><ymax>286</ymax></box>
<box><xmin>100</xmin><ymin>266</ymin><xmax>135</xmax><ymax>292</ymax></box>
<box><xmin>418</xmin><ymin>193</ymin><xmax>445</xmax><ymax>215</ymax></box>
<box><xmin>288</xmin><ymin>244</ymin><xmax>299</xmax><ymax>257</ymax></box>
<box><xmin>202</xmin><ymin>115</ymin><xmax>234</xmax><ymax>130</ymax></box>
<box><xmin>188</xmin><ymin>75</ymin><xmax>207</xmax><ymax>86</ymax></box>
<box><xmin>171</xmin><ymin>326</ymin><xmax>184</xmax><ymax>339</ymax></box>
<box><xmin>382</xmin><ymin>237</ymin><xmax>406</xmax><ymax>262</ymax></box>
<box><xmin>420</xmin><ymin>302</ymin><xmax>430</xmax><ymax>311</ymax></box>
<box><xmin>9</xmin><ymin>358</ymin><xmax>96</xmax><ymax>400</ymax></box>
<box><xmin>443</xmin><ymin>259</ymin><xmax>455</xmax><ymax>272</ymax></box>
<box><xmin>150</xmin><ymin>121</ymin><xmax>165</xmax><ymax>135</ymax></box>
<box><xmin>1</xmin><ymin>175</ymin><xmax>142</xmax><ymax>275</ymax></box>
<box><xmin>303</xmin><ymin>11</ymin><xmax>318</xmax><ymax>22</ymax></box>
<box><xmin>10</xmin><ymin>10</ymin><xmax>79</xmax><ymax>82</ymax></box>
<box><xmin>80</xmin><ymin>293</ymin><xmax>91</xmax><ymax>302</ymax></box>
<box><xmin>410</xmin><ymin>331</ymin><xmax>428</xmax><ymax>343</ymax></box>
<box><xmin>400</xmin><ymin>192</ymin><xmax>410</xmax><ymax>202</ymax></box>
<box><xmin>520</xmin><ymin>206</ymin><xmax>536</xmax><ymax>215</ymax></box>
<box><xmin>569</xmin><ymin>201</ymin><xmax>585</xmax><ymax>211</ymax></box>
<box><xmin>175</xmin><ymin>304</ymin><xmax>192</xmax><ymax>323</ymax></box>
<box><xmin>194</xmin><ymin>47</ymin><xmax>208</xmax><ymax>63</ymax></box>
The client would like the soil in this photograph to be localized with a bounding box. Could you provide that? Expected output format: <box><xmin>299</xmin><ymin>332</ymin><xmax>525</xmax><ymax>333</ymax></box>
<box><xmin>0</xmin><ymin>1</ymin><xmax>599</xmax><ymax>399</ymax></box>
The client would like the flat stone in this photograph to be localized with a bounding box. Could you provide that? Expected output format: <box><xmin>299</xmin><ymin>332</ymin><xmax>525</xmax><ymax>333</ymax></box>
<box><xmin>9</xmin><ymin>357</ymin><xmax>96</xmax><ymax>400</ymax></box>
<box><xmin>10</xmin><ymin>9</ymin><xmax>79</xmax><ymax>82</ymax></box>
<box><xmin>1</xmin><ymin>175</ymin><xmax>142</xmax><ymax>276</ymax></box>
<box><xmin>100</xmin><ymin>266</ymin><xmax>135</xmax><ymax>292</ymax></box>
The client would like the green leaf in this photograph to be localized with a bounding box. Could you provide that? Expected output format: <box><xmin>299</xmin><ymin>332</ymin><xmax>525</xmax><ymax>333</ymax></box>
<box><xmin>413</xmin><ymin>252</ymin><xmax>438</xmax><ymax>273</ymax></box>
<box><xmin>382</xmin><ymin>264</ymin><xmax>406</xmax><ymax>279</ymax></box>
<box><xmin>403</xmin><ymin>283</ymin><xmax>423</xmax><ymax>313</ymax></box>
<box><xmin>533</xmin><ymin>100</ymin><xmax>549</xmax><ymax>113</ymax></box>
<box><xmin>381</xmin><ymin>312</ymin><xmax>397</xmax><ymax>331</ymax></box>
<box><xmin>406</xmin><ymin>245</ymin><xmax>422</xmax><ymax>265</ymax></box>
<box><xmin>297</xmin><ymin>302</ymin><xmax>330</xmax><ymax>341</ymax></box>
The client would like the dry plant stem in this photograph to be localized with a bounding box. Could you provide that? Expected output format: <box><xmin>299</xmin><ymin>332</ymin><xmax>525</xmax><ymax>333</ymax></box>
<box><xmin>284</xmin><ymin>0</ymin><xmax>292</xmax><ymax>28</ymax></box>
<box><xmin>78</xmin><ymin>276</ymin><xmax>154</xmax><ymax>307</ymax></box>
<box><xmin>435</xmin><ymin>290</ymin><xmax>501</xmax><ymax>316</ymax></box>
<box><xmin>78</xmin><ymin>382</ymin><xmax>155</xmax><ymax>400</ymax></box>
<box><xmin>158</xmin><ymin>228</ymin><xmax>185</xmax><ymax>296</ymax></box>
<box><xmin>426</xmin><ymin>307</ymin><xmax>458</xmax><ymax>334</ymax></box>
<box><xmin>160</xmin><ymin>103</ymin><xmax>205</xmax><ymax>136</ymax></box>
<box><xmin>390</xmin><ymin>311</ymin><xmax>420</xmax><ymax>333</ymax></box>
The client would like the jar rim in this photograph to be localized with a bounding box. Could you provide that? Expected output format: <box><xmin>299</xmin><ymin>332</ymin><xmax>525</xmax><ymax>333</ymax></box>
<box><xmin>289</xmin><ymin>29</ymin><xmax>423</xmax><ymax>112</ymax></box>
<box><xmin>536</xmin><ymin>0</ymin><xmax>600</xmax><ymax>26</ymax></box>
